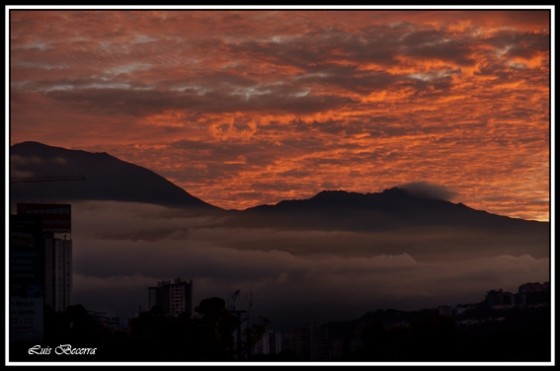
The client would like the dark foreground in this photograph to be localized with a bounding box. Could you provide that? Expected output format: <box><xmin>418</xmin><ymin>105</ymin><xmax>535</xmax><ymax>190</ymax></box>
<box><xmin>9</xmin><ymin>301</ymin><xmax>551</xmax><ymax>363</ymax></box>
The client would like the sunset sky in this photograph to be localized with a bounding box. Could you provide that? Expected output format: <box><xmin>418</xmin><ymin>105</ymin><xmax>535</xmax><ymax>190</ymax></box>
<box><xmin>9</xmin><ymin>8</ymin><xmax>551</xmax><ymax>221</ymax></box>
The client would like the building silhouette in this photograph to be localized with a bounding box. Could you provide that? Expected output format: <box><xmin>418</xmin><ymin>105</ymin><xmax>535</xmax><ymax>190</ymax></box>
<box><xmin>484</xmin><ymin>282</ymin><xmax>550</xmax><ymax>309</ymax></box>
<box><xmin>253</xmin><ymin>331</ymin><xmax>282</xmax><ymax>356</ymax></box>
<box><xmin>516</xmin><ymin>282</ymin><xmax>550</xmax><ymax>307</ymax></box>
<box><xmin>17</xmin><ymin>203</ymin><xmax>72</xmax><ymax>312</ymax></box>
<box><xmin>284</xmin><ymin>322</ymin><xmax>329</xmax><ymax>361</ymax></box>
<box><xmin>485</xmin><ymin>289</ymin><xmax>515</xmax><ymax>309</ymax></box>
<box><xmin>148</xmin><ymin>278</ymin><xmax>193</xmax><ymax>317</ymax></box>
<box><xmin>10</xmin><ymin>215</ymin><xmax>46</xmax><ymax>341</ymax></box>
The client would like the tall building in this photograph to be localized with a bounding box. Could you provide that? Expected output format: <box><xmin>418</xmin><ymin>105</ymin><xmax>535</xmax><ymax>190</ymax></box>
<box><xmin>485</xmin><ymin>289</ymin><xmax>515</xmax><ymax>308</ymax></box>
<box><xmin>516</xmin><ymin>282</ymin><xmax>550</xmax><ymax>307</ymax></box>
<box><xmin>17</xmin><ymin>203</ymin><xmax>72</xmax><ymax>312</ymax></box>
<box><xmin>44</xmin><ymin>236</ymin><xmax>72</xmax><ymax>312</ymax></box>
<box><xmin>148</xmin><ymin>278</ymin><xmax>193</xmax><ymax>317</ymax></box>
<box><xmin>10</xmin><ymin>215</ymin><xmax>46</xmax><ymax>342</ymax></box>
<box><xmin>285</xmin><ymin>322</ymin><xmax>328</xmax><ymax>361</ymax></box>
<box><xmin>253</xmin><ymin>332</ymin><xmax>282</xmax><ymax>356</ymax></box>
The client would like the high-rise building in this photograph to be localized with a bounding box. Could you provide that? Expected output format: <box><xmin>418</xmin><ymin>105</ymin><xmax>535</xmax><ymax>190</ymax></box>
<box><xmin>147</xmin><ymin>278</ymin><xmax>193</xmax><ymax>317</ymax></box>
<box><xmin>285</xmin><ymin>322</ymin><xmax>327</xmax><ymax>361</ymax></box>
<box><xmin>253</xmin><ymin>332</ymin><xmax>283</xmax><ymax>356</ymax></box>
<box><xmin>17</xmin><ymin>203</ymin><xmax>72</xmax><ymax>312</ymax></box>
<box><xmin>148</xmin><ymin>278</ymin><xmax>193</xmax><ymax>317</ymax></box>
<box><xmin>10</xmin><ymin>215</ymin><xmax>46</xmax><ymax>342</ymax></box>
<box><xmin>44</xmin><ymin>236</ymin><xmax>72</xmax><ymax>312</ymax></box>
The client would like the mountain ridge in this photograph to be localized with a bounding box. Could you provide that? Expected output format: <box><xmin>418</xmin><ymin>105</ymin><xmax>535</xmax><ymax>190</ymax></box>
<box><xmin>243</xmin><ymin>187</ymin><xmax>543</xmax><ymax>227</ymax></box>
<box><xmin>11</xmin><ymin>141</ymin><xmax>218</xmax><ymax>210</ymax></box>
<box><xmin>10</xmin><ymin>141</ymin><xmax>549</xmax><ymax>229</ymax></box>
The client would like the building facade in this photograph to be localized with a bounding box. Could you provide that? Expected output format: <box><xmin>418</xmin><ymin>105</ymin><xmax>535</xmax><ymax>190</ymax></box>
<box><xmin>44</xmin><ymin>236</ymin><xmax>72</xmax><ymax>312</ymax></box>
<box><xmin>10</xmin><ymin>215</ymin><xmax>46</xmax><ymax>341</ymax></box>
<box><xmin>253</xmin><ymin>332</ymin><xmax>282</xmax><ymax>356</ymax></box>
<box><xmin>16</xmin><ymin>203</ymin><xmax>72</xmax><ymax>312</ymax></box>
<box><xmin>148</xmin><ymin>278</ymin><xmax>193</xmax><ymax>317</ymax></box>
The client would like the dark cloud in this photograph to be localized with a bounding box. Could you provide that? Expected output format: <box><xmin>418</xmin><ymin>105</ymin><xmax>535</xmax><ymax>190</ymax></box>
<box><xmin>401</xmin><ymin>30</ymin><xmax>475</xmax><ymax>66</ymax></box>
<box><xmin>229</xmin><ymin>22</ymin><xmax>478</xmax><ymax>72</ymax></box>
<box><xmin>486</xmin><ymin>30</ymin><xmax>549</xmax><ymax>59</ymax></box>
<box><xmin>295</xmin><ymin>64</ymin><xmax>399</xmax><ymax>93</ymax></box>
<box><xmin>44</xmin><ymin>83</ymin><xmax>355</xmax><ymax>116</ymax></box>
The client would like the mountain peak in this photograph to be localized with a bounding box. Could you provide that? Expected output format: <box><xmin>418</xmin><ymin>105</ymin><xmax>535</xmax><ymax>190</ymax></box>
<box><xmin>313</xmin><ymin>189</ymin><xmax>355</xmax><ymax>198</ymax></box>
<box><xmin>381</xmin><ymin>187</ymin><xmax>413</xmax><ymax>197</ymax></box>
<box><xmin>13</xmin><ymin>141</ymin><xmax>114</xmax><ymax>158</ymax></box>
<box><xmin>11</xmin><ymin>141</ymin><xmax>219</xmax><ymax>210</ymax></box>
<box><xmin>243</xmin><ymin>185</ymin><xmax>541</xmax><ymax>231</ymax></box>
<box><xmin>313</xmin><ymin>187</ymin><xmax>437</xmax><ymax>198</ymax></box>
<box><xmin>13</xmin><ymin>141</ymin><xmax>58</xmax><ymax>151</ymax></box>
<box><xmin>311</xmin><ymin>187</ymin><xmax>418</xmax><ymax>202</ymax></box>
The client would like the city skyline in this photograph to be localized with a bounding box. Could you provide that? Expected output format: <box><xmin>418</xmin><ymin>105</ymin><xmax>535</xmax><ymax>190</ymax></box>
<box><xmin>8</xmin><ymin>139</ymin><xmax>550</xmax><ymax>333</ymax></box>
<box><xmin>9</xmin><ymin>8</ymin><xmax>551</xmax><ymax>221</ymax></box>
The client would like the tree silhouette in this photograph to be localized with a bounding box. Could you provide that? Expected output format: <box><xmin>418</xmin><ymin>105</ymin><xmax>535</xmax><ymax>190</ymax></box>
<box><xmin>195</xmin><ymin>297</ymin><xmax>238</xmax><ymax>360</ymax></box>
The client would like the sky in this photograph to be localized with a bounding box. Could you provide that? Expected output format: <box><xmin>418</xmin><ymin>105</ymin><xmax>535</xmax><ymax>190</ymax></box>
<box><xmin>9</xmin><ymin>8</ymin><xmax>551</xmax><ymax>221</ymax></box>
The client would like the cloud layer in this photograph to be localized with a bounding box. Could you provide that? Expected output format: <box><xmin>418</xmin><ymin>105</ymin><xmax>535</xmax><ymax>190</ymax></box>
<box><xmin>9</xmin><ymin>9</ymin><xmax>550</xmax><ymax>221</ymax></box>
<box><xmin>70</xmin><ymin>201</ymin><xmax>549</xmax><ymax>330</ymax></box>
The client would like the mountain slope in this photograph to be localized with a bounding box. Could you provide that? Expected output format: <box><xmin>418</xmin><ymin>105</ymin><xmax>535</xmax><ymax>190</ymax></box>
<box><xmin>9</xmin><ymin>141</ymin><xmax>548</xmax><ymax>232</ymax></box>
<box><xmin>240</xmin><ymin>188</ymin><xmax>547</xmax><ymax>231</ymax></box>
<box><xmin>232</xmin><ymin>188</ymin><xmax>549</xmax><ymax>259</ymax></box>
<box><xmin>10</xmin><ymin>141</ymin><xmax>218</xmax><ymax>210</ymax></box>
<box><xmin>9</xmin><ymin>141</ymin><xmax>549</xmax><ymax>260</ymax></box>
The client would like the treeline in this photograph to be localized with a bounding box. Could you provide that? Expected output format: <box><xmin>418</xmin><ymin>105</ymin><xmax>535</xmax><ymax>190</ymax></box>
<box><xmin>319</xmin><ymin>305</ymin><xmax>551</xmax><ymax>362</ymax></box>
<box><xmin>10</xmin><ymin>297</ymin><xmax>267</xmax><ymax>362</ymax></box>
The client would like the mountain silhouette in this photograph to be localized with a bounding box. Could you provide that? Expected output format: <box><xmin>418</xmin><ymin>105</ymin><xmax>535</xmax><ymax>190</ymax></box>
<box><xmin>234</xmin><ymin>188</ymin><xmax>549</xmax><ymax>259</ymax></box>
<box><xmin>10</xmin><ymin>141</ymin><xmax>548</xmax><ymax>233</ymax></box>
<box><xmin>241</xmin><ymin>188</ymin><xmax>545</xmax><ymax>230</ymax></box>
<box><xmin>10</xmin><ymin>142</ymin><xmax>548</xmax><ymax>259</ymax></box>
<box><xmin>10</xmin><ymin>141</ymin><xmax>218</xmax><ymax>210</ymax></box>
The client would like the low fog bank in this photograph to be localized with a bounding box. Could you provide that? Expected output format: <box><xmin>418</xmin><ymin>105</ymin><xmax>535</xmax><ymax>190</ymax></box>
<box><xmin>70</xmin><ymin>201</ymin><xmax>550</xmax><ymax>330</ymax></box>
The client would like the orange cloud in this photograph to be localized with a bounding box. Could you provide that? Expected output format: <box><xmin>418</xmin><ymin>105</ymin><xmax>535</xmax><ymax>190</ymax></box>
<box><xmin>9</xmin><ymin>9</ymin><xmax>550</xmax><ymax>221</ymax></box>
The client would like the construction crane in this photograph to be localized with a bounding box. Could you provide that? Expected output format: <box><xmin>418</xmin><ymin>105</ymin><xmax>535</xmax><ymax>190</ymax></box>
<box><xmin>10</xmin><ymin>175</ymin><xmax>86</xmax><ymax>183</ymax></box>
